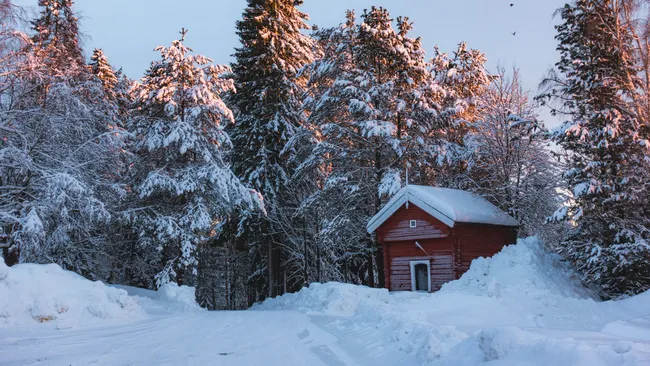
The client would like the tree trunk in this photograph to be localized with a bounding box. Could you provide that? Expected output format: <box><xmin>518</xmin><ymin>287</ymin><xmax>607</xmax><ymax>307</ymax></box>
<box><xmin>268</xmin><ymin>238</ymin><xmax>276</xmax><ymax>298</ymax></box>
<box><xmin>367</xmin><ymin>238</ymin><xmax>375</xmax><ymax>287</ymax></box>
<box><xmin>376</xmin><ymin>240</ymin><xmax>385</xmax><ymax>288</ymax></box>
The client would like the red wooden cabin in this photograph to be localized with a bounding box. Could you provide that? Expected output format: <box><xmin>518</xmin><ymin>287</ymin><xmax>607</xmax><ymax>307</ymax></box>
<box><xmin>367</xmin><ymin>185</ymin><xmax>519</xmax><ymax>292</ymax></box>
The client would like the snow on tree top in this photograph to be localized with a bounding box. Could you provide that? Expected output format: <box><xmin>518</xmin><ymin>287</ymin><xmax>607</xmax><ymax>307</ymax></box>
<box><xmin>367</xmin><ymin>185</ymin><xmax>519</xmax><ymax>233</ymax></box>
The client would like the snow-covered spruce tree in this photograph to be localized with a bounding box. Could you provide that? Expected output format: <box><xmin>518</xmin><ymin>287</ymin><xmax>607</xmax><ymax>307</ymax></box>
<box><xmin>127</xmin><ymin>30</ymin><xmax>260</xmax><ymax>289</ymax></box>
<box><xmin>426</xmin><ymin>42</ymin><xmax>492</xmax><ymax>188</ymax></box>
<box><xmin>467</xmin><ymin>67</ymin><xmax>561</xmax><ymax>237</ymax></box>
<box><xmin>0</xmin><ymin>0</ymin><xmax>126</xmax><ymax>278</ymax></box>
<box><xmin>88</xmin><ymin>49</ymin><xmax>136</xmax><ymax>284</ymax></box>
<box><xmin>269</xmin><ymin>22</ymin><xmax>350</xmax><ymax>289</ymax></box>
<box><xmin>538</xmin><ymin>0</ymin><xmax>650</xmax><ymax>298</ymax></box>
<box><xmin>300</xmin><ymin>8</ymin><xmax>440</xmax><ymax>287</ymax></box>
<box><xmin>228</xmin><ymin>0</ymin><xmax>313</xmax><ymax>299</ymax></box>
<box><xmin>89</xmin><ymin>49</ymin><xmax>133</xmax><ymax>126</ymax></box>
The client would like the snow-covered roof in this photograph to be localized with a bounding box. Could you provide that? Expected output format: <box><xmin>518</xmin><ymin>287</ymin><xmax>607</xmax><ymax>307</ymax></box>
<box><xmin>367</xmin><ymin>185</ymin><xmax>519</xmax><ymax>233</ymax></box>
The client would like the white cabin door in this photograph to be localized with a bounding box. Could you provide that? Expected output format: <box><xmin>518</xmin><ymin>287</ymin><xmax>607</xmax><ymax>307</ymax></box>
<box><xmin>410</xmin><ymin>260</ymin><xmax>431</xmax><ymax>292</ymax></box>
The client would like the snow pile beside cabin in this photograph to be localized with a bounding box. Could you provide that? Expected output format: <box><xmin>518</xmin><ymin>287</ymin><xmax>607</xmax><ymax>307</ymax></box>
<box><xmin>257</xmin><ymin>237</ymin><xmax>650</xmax><ymax>364</ymax></box>
<box><xmin>442</xmin><ymin>236</ymin><xmax>595</xmax><ymax>301</ymax></box>
<box><xmin>0</xmin><ymin>261</ymin><xmax>144</xmax><ymax>329</ymax></box>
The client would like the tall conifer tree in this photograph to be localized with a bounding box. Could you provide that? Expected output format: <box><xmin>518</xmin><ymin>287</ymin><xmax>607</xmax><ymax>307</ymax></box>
<box><xmin>31</xmin><ymin>0</ymin><xmax>85</xmax><ymax>76</ymax></box>
<box><xmin>229</xmin><ymin>0</ymin><xmax>313</xmax><ymax>298</ymax></box>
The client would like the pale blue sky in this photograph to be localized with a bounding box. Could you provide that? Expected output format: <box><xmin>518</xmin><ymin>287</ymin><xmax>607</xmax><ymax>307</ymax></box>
<box><xmin>16</xmin><ymin>0</ymin><xmax>568</xmax><ymax>126</ymax></box>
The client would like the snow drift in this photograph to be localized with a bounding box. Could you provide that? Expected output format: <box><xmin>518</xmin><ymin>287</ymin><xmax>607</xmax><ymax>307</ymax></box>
<box><xmin>253</xmin><ymin>282</ymin><xmax>391</xmax><ymax>316</ymax></box>
<box><xmin>113</xmin><ymin>282</ymin><xmax>204</xmax><ymax>314</ymax></box>
<box><xmin>156</xmin><ymin>283</ymin><xmax>203</xmax><ymax>310</ymax></box>
<box><xmin>255</xmin><ymin>282</ymin><xmax>468</xmax><ymax>362</ymax></box>
<box><xmin>0</xmin><ymin>261</ymin><xmax>144</xmax><ymax>329</ymax></box>
<box><xmin>441</xmin><ymin>236</ymin><xmax>594</xmax><ymax>300</ymax></box>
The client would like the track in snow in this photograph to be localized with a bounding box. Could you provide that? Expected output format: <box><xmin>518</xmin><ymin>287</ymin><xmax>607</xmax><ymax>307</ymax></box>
<box><xmin>0</xmin><ymin>311</ymin><xmax>360</xmax><ymax>366</ymax></box>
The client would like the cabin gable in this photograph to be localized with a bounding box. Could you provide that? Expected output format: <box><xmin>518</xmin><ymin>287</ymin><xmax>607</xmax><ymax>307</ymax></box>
<box><xmin>377</xmin><ymin>203</ymin><xmax>450</xmax><ymax>242</ymax></box>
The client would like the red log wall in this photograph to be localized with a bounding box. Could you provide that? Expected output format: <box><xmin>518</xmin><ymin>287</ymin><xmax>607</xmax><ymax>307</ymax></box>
<box><xmin>452</xmin><ymin>223</ymin><xmax>518</xmax><ymax>279</ymax></box>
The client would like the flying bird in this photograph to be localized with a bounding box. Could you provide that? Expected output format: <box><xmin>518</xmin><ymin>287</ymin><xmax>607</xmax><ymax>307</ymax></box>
<box><xmin>512</xmin><ymin>31</ymin><xmax>517</xmax><ymax>36</ymax></box>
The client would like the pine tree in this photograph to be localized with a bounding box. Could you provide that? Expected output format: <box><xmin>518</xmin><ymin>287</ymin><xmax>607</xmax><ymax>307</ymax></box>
<box><xmin>539</xmin><ymin>0</ymin><xmax>650</xmax><ymax>297</ymax></box>
<box><xmin>229</xmin><ymin>0</ymin><xmax>313</xmax><ymax>298</ymax></box>
<box><xmin>89</xmin><ymin>49</ymin><xmax>133</xmax><ymax>125</ymax></box>
<box><xmin>127</xmin><ymin>30</ymin><xmax>260</xmax><ymax>288</ymax></box>
<box><xmin>30</xmin><ymin>0</ymin><xmax>85</xmax><ymax>76</ymax></box>
<box><xmin>427</xmin><ymin>42</ymin><xmax>491</xmax><ymax>188</ymax></box>
<box><xmin>90</xmin><ymin>48</ymin><xmax>118</xmax><ymax>99</ymax></box>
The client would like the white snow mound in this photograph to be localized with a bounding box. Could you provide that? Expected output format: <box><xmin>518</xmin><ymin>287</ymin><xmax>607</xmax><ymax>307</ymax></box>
<box><xmin>254</xmin><ymin>282</ymin><xmax>390</xmax><ymax>316</ymax></box>
<box><xmin>110</xmin><ymin>283</ymin><xmax>204</xmax><ymax>314</ymax></box>
<box><xmin>441</xmin><ymin>236</ymin><xmax>595</xmax><ymax>300</ymax></box>
<box><xmin>157</xmin><ymin>282</ymin><xmax>203</xmax><ymax>311</ymax></box>
<box><xmin>0</xmin><ymin>261</ymin><xmax>144</xmax><ymax>329</ymax></box>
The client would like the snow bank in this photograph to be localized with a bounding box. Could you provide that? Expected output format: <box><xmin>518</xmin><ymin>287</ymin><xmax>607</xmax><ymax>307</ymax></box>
<box><xmin>157</xmin><ymin>283</ymin><xmax>203</xmax><ymax>311</ymax></box>
<box><xmin>441</xmin><ymin>236</ymin><xmax>594</xmax><ymax>300</ymax></box>
<box><xmin>111</xmin><ymin>283</ymin><xmax>204</xmax><ymax>314</ymax></box>
<box><xmin>601</xmin><ymin>291</ymin><xmax>650</xmax><ymax>341</ymax></box>
<box><xmin>0</xmin><ymin>262</ymin><xmax>144</xmax><ymax>329</ymax></box>
<box><xmin>437</xmin><ymin>237</ymin><xmax>609</xmax><ymax>331</ymax></box>
<box><xmin>254</xmin><ymin>282</ymin><xmax>390</xmax><ymax>316</ymax></box>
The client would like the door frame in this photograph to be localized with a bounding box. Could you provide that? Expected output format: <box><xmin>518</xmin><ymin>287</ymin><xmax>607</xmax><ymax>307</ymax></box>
<box><xmin>409</xmin><ymin>260</ymin><xmax>431</xmax><ymax>292</ymax></box>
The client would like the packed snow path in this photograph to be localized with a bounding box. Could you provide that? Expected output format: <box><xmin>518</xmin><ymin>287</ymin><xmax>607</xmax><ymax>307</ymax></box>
<box><xmin>1</xmin><ymin>310</ymin><xmax>360</xmax><ymax>366</ymax></box>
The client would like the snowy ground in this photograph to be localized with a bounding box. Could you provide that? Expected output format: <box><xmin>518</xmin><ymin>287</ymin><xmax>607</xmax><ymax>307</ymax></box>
<box><xmin>1</xmin><ymin>237</ymin><xmax>650</xmax><ymax>365</ymax></box>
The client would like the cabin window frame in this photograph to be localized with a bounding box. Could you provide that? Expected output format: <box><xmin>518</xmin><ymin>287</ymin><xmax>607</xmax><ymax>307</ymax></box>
<box><xmin>409</xmin><ymin>220</ymin><xmax>417</xmax><ymax>228</ymax></box>
<box><xmin>409</xmin><ymin>260</ymin><xmax>431</xmax><ymax>292</ymax></box>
